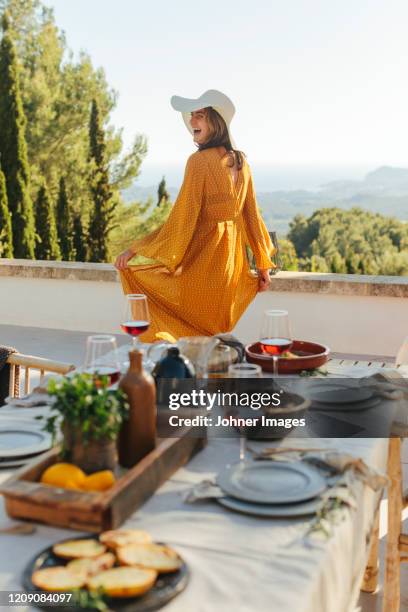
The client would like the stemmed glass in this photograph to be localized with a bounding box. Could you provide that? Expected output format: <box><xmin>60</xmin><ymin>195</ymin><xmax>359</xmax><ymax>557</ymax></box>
<box><xmin>120</xmin><ymin>294</ymin><xmax>150</xmax><ymax>350</ymax></box>
<box><xmin>396</xmin><ymin>336</ymin><xmax>408</xmax><ymax>376</ymax></box>
<box><xmin>84</xmin><ymin>335</ymin><xmax>121</xmax><ymax>385</ymax></box>
<box><xmin>228</xmin><ymin>362</ymin><xmax>262</xmax><ymax>463</ymax></box>
<box><xmin>259</xmin><ymin>309</ymin><xmax>292</xmax><ymax>376</ymax></box>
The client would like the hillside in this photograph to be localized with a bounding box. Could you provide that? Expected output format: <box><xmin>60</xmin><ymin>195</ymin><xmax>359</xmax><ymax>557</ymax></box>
<box><xmin>122</xmin><ymin>166</ymin><xmax>408</xmax><ymax>236</ymax></box>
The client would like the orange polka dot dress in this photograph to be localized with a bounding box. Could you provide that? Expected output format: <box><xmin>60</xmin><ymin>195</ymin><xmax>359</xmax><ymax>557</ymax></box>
<box><xmin>119</xmin><ymin>147</ymin><xmax>275</xmax><ymax>341</ymax></box>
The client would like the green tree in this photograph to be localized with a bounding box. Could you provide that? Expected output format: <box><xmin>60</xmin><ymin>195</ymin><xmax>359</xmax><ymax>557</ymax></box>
<box><xmin>0</xmin><ymin>12</ymin><xmax>35</xmax><ymax>258</ymax></box>
<box><xmin>0</xmin><ymin>163</ymin><xmax>13</xmax><ymax>257</ymax></box>
<box><xmin>288</xmin><ymin>207</ymin><xmax>408</xmax><ymax>275</ymax></box>
<box><xmin>0</xmin><ymin>0</ymin><xmax>147</xmax><ymax>218</ymax></box>
<box><xmin>56</xmin><ymin>177</ymin><xmax>75</xmax><ymax>260</ymax></box>
<box><xmin>34</xmin><ymin>180</ymin><xmax>61</xmax><ymax>260</ymax></box>
<box><xmin>73</xmin><ymin>214</ymin><xmax>87</xmax><ymax>262</ymax></box>
<box><xmin>87</xmin><ymin>99</ymin><xmax>117</xmax><ymax>262</ymax></box>
<box><xmin>157</xmin><ymin>176</ymin><xmax>170</xmax><ymax>207</ymax></box>
<box><xmin>110</xmin><ymin>197</ymin><xmax>172</xmax><ymax>258</ymax></box>
<box><xmin>278</xmin><ymin>238</ymin><xmax>298</xmax><ymax>271</ymax></box>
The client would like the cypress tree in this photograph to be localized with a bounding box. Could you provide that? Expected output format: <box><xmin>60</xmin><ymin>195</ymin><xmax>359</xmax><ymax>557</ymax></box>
<box><xmin>0</xmin><ymin>163</ymin><xmax>13</xmax><ymax>257</ymax></box>
<box><xmin>34</xmin><ymin>181</ymin><xmax>61</xmax><ymax>260</ymax></box>
<box><xmin>157</xmin><ymin>175</ymin><xmax>170</xmax><ymax>207</ymax></box>
<box><xmin>0</xmin><ymin>13</ymin><xmax>35</xmax><ymax>258</ymax></box>
<box><xmin>87</xmin><ymin>99</ymin><xmax>116</xmax><ymax>262</ymax></box>
<box><xmin>73</xmin><ymin>214</ymin><xmax>87</xmax><ymax>262</ymax></box>
<box><xmin>56</xmin><ymin>177</ymin><xmax>75</xmax><ymax>260</ymax></box>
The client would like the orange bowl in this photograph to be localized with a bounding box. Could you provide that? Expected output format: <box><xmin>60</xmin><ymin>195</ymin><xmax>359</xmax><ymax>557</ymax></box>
<box><xmin>245</xmin><ymin>340</ymin><xmax>330</xmax><ymax>374</ymax></box>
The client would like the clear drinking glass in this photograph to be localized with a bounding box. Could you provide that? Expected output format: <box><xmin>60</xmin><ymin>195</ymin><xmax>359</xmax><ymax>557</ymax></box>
<box><xmin>120</xmin><ymin>294</ymin><xmax>150</xmax><ymax>350</ymax></box>
<box><xmin>259</xmin><ymin>309</ymin><xmax>292</xmax><ymax>375</ymax></box>
<box><xmin>227</xmin><ymin>363</ymin><xmax>262</xmax><ymax>463</ymax></box>
<box><xmin>228</xmin><ymin>363</ymin><xmax>262</xmax><ymax>378</ymax></box>
<box><xmin>84</xmin><ymin>335</ymin><xmax>121</xmax><ymax>385</ymax></box>
<box><xmin>207</xmin><ymin>345</ymin><xmax>236</xmax><ymax>378</ymax></box>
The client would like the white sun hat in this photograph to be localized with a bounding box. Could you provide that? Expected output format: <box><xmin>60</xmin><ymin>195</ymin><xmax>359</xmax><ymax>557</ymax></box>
<box><xmin>170</xmin><ymin>89</ymin><xmax>237</xmax><ymax>148</ymax></box>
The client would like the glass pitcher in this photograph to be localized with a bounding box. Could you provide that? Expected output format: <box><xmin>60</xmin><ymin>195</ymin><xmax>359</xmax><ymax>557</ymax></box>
<box><xmin>177</xmin><ymin>336</ymin><xmax>220</xmax><ymax>378</ymax></box>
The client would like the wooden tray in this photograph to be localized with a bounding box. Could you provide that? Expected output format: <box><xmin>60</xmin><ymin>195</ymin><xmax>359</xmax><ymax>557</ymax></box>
<box><xmin>0</xmin><ymin>428</ymin><xmax>205</xmax><ymax>533</ymax></box>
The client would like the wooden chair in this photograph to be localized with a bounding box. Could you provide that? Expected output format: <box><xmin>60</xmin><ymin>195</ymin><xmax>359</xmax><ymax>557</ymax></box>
<box><xmin>6</xmin><ymin>353</ymin><xmax>75</xmax><ymax>397</ymax></box>
<box><xmin>382</xmin><ymin>437</ymin><xmax>408</xmax><ymax>612</ymax></box>
<box><xmin>361</xmin><ymin>438</ymin><xmax>407</xmax><ymax>611</ymax></box>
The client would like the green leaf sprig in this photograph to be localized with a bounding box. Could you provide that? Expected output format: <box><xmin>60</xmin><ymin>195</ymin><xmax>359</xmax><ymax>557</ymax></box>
<box><xmin>44</xmin><ymin>373</ymin><xmax>129</xmax><ymax>444</ymax></box>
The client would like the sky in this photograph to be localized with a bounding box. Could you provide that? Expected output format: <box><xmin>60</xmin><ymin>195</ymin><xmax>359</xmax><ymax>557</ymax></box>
<box><xmin>46</xmin><ymin>0</ymin><xmax>408</xmax><ymax>186</ymax></box>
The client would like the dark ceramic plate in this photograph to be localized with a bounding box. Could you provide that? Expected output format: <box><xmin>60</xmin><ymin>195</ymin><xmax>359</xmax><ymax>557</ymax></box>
<box><xmin>245</xmin><ymin>340</ymin><xmax>330</xmax><ymax>373</ymax></box>
<box><xmin>22</xmin><ymin>536</ymin><xmax>189</xmax><ymax>612</ymax></box>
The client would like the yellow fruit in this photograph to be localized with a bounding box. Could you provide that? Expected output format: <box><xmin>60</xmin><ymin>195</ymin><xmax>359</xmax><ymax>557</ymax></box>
<box><xmin>81</xmin><ymin>470</ymin><xmax>115</xmax><ymax>492</ymax></box>
<box><xmin>40</xmin><ymin>463</ymin><xmax>86</xmax><ymax>489</ymax></box>
<box><xmin>154</xmin><ymin>331</ymin><xmax>176</xmax><ymax>343</ymax></box>
<box><xmin>64</xmin><ymin>479</ymin><xmax>83</xmax><ymax>491</ymax></box>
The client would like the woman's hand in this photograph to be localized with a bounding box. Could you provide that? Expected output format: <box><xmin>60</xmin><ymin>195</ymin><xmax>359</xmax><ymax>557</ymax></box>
<box><xmin>257</xmin><ymin>269</ymin><xmax>271</xmax><ymax>292</ymax></box>
<box><xmin>114</xmin><ymin>249</ymin><xmax>135</xmax><ymax>271</ymax></box>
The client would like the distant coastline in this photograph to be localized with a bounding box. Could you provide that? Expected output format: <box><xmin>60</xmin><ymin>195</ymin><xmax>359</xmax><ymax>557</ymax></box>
<box><xmin>124</xmin><ymin>165</ymin><xmax>408</xmax><ymax>236</ymax></box>
<box><xmin>136</xmin><ymin>162</ymin><xmax>373</xmax><ymax>192</ymax></box>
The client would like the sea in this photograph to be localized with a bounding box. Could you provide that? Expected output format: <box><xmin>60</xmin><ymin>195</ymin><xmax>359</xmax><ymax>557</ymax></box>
<box><xmin>137</xmin><ymin>162</ymin><xmax>373</xmax><ymax>192</ymax></box>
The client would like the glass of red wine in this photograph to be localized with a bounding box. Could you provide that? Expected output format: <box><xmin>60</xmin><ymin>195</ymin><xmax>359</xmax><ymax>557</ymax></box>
<box><xmin>84</xmin><ymin>335</ymin><xmax>121</xmax><ymax>386</ymax></box>
<box><xmin>259</xmin><ymin>309</ymin><xmax>292</xmax><ymax>375</ymax></box>
<box><xmin>121</xmin><ymin>294</ymin><xmax>150</xmax><ymax>350</ymax></box>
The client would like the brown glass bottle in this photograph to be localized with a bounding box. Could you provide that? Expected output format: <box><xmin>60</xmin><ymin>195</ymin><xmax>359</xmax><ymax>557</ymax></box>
<box><xmin>118</xmin><ymin>350</ymin><xmax>156</xmax><ymax>468</ymax></box>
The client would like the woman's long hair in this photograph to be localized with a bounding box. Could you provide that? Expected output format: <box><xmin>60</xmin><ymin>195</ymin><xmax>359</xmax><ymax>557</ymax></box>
<box><xmin>198</xmin><ymin>107</ymin><xmax>245</xmax><ymax>170</ymax></box>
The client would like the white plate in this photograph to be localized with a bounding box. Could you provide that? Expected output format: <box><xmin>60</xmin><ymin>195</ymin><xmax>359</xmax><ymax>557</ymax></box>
<box><xmin>217</xmin><ymin>494</ymin><xmax>323</xmax><ymax>517</ymax></box>
<box><xmin>0</xmin><ymin>457</ymin><xmax>33</xmax><ymax>469</ymax></box>
<box><xmin>0</xmin><ymin>424</ymin><xmax>51</xmax><ymax>458</ymax></box>
<box><xmin>217</xmin><ymin>461</ymin><xmax>327</xmax><ymax>504</ymax></box>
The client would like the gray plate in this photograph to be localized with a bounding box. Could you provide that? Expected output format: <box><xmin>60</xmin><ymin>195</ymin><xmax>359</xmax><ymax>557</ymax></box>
<box><xmin>217</xmin><ymin>494</ymin><xmax>323</xmax><ymax>517</ymax></box>
<box><xmin>310</xmin><ymin>388</ymin><xmax>373</xmax><ymax>404</ymax></box>
<box><xmin>0</xmin><ymin>425</ymin><xmax>51</xmax><ymax>458</ymax></box>
<box><xmin>217</xmin><ymin>461</ymin><xmax>327</xmax><ymax>504</ymax></box>
<box><xmin>312</xmin><ymin>395</ymin><xmax>381</xmax><ymax>412</ymax></box>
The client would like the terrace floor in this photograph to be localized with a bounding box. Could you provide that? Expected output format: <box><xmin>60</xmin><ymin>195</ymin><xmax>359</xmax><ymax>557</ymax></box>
<box><xmin>0</xmin><ymin>323</ymin><xmax>407</xmax><ymax>611</ymax></box>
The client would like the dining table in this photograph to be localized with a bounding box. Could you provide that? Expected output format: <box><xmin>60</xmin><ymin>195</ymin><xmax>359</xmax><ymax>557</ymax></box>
<box><xmin>0</xmin><ymin>351</ymin><xmax>406</xmax><ymax>612</ymax></box>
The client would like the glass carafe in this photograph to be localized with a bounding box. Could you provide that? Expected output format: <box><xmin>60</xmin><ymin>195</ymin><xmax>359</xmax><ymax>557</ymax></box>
<box><xmin>177</xmin><ymin>336</ymin><xmax>220</xmax><ymax>378</ymax></box>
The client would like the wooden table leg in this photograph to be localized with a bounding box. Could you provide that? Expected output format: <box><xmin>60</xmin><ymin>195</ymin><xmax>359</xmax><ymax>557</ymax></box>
<box><xmin>383</xmin><ymin>438</ymin><xmax>403</xmax><ymax>612</ymax></box>
<box><xmin>361</xmin><ymin>509</ymin><xmax>380</xmax><ymax>592</ymax></box>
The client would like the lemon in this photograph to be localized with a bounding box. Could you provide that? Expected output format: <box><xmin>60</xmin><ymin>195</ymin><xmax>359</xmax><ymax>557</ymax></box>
<box><xmin>81</xmin><ymin>470</ymin><xmax>115</xmax><ymax>492</ymax></box>
<box><xmin>154</xmin><ymin>331</ymin><xmax>176</xmax><ymax>343</ymax></box>
<box><xmin>41</xmin><ymin>463</ymin><xmax>86</xmax><ymax>489</ymax></box>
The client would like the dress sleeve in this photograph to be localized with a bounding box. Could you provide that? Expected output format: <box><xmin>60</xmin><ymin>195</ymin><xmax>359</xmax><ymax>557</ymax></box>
<box><xmin>129</xmin><ymin>153</ymin><xmax>205</xmax><ymax>273</ymax></box>
<box><xmin>242</xmin><ymin>168</ymin><xmax>276</xmax><ymax>269</ymax></box>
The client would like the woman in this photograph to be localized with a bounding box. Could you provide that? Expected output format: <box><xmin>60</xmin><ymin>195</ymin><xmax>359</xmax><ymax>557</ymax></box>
<box><xmin>115</xmin><ymin>89</ymin><xmax>275</xmax><ymax>342</ymax></box>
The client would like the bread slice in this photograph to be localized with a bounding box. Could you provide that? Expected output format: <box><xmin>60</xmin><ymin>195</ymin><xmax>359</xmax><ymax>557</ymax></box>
<box><xmin>67</xmin><ymin>552</ymin><xmax>116</xmax><ymax>579</ymax></box>
<box><xmin>87</xmin><ymin>566</ymin><xmax>157</xmax><ymax>598</ymax></box>
<box><xmin>32</xmin><ymin>567</ymin><xmax>85</xmax><ymax>591</ymax></box>
<box><xmin>117</xmin><ymin>543</ymin><xmax>183</xmax><ymax>573</ymax></box>
<box><xmin>53</xmin><ymin>539</ymin><xmax>106</xmax><ymax>560</ymax></box>
<box><xmin>99</xmin><ymin>529</ymin><xmax>151</xmax><ymax>549</ymax></box>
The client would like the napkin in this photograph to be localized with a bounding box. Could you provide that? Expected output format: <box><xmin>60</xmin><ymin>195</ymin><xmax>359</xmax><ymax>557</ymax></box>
<box><xmin>183</xmin><ymin>450</ymin><xmax>387</xmax><ymax>504</ymax></box>
<box><xmin>4</xmin><ymin>386</ymin><xmax>55</xmax><ymax>408</ymax></box>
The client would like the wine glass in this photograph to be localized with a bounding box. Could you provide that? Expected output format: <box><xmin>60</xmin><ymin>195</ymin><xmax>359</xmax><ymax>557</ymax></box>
<box><xmin>395</xmin><ymin>336</ymin><xmax>408</xmax><ymax>376</ymax></box>
<box><xmin>228</xmin><ymin>362</ymin><xmax>262</xmax><ymax>463</ymax></box>
<box><xmin>259</xmin><ymin>309</ymin><xmax>292</xmax><ymax>376</ymax></box>
<box><xmin>84</xmin><ymin>335</ymin><xmax>121</xmax><ymax>385</ymax></box>
<box><xmin>121</xmin><ymin>294</ymin><xmax>150</xmax><ymax>350</ymax></box>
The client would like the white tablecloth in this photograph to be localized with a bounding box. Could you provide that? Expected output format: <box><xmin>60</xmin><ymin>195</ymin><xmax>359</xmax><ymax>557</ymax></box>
<box><xmin>0</xmin><ymin>435</ymin><xmax>388</xmax><ymax>612</ymax></box>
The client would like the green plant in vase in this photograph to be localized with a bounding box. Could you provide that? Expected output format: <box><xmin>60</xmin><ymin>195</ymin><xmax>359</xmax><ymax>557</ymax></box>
<box><xmin>44</xmin><ymin>373</ymin><xmax>129</xmax><ymax>473</ymax></box>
